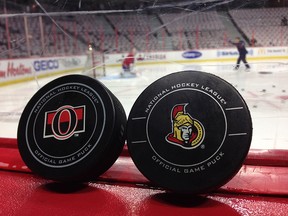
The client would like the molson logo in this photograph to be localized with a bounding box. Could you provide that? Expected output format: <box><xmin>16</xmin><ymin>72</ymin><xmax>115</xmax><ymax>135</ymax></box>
<box><xmin>182</xmin><ymin>51</ymin><xmax>202</xmax><ymax>59</ymax></box>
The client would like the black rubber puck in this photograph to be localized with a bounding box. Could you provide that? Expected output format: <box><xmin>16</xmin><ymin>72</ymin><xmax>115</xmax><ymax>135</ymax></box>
<box><xmin>17</xmin><ymin>75</ymin><xmax>126</xmax><ymax>182</ymax></box>
<box><xmin>127</xmin><ymin>71</ymin><xmax>252</xmax><ymax>194</ymax></box>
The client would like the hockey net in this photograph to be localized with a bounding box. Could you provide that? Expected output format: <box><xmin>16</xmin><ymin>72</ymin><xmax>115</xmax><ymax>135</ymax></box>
<box><xmin>82</xmin><ymin>49</ymin><xmax>106</xmax><ymax>79</ymax></box>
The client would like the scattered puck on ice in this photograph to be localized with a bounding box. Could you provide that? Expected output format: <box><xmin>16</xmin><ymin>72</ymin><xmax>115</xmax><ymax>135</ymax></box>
<box><xmin>17</xmin><ymin>75</ymin><xmax>126</xmax><ymax>182</ymax></box>
<box><xmin>282</xmin><ymin>90</ymin><xmax>286</xmax><ymax>93</ymax></box>
<box><xmin>261</xmin><ymin>89</ymin><xmax>266</xmax><ymax>93</ymax></box>
<box><xmin>258</xmin><ymin>71</ymin><xmax>273</xmax><ymax>75</ymax></box>
<box><xmin>241</xmin><ymin>88</ymin><xmax>245</xmax><ymax>91</ymax></box>
<box><xmin>127</xmin><ymin>71</ymin><xmax>252</xmax><ymax>194</ymax></box>
<box><xmin>272</xmin><ymin>85</ymin><xmax>276</xmax><ymax>88</ymax></box>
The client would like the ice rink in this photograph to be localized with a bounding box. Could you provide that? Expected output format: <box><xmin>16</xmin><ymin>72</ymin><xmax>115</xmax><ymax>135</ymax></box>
<box><xmin>1</xmin><ymin>59</ymin><xmax>288</xmax><ymax>150</ymax></box>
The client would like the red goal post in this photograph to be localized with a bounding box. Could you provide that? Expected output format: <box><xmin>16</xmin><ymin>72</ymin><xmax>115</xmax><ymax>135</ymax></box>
<box><xmin>82</xmin><ymin>46</ymin><xmax>106</xmax><ymax>78</ymax></box>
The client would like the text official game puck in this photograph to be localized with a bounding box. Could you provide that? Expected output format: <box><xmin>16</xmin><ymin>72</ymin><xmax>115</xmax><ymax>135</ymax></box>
<box><xmin>17</xmin><ymin>75</ymin><xmax>126</xmax><ymax>182</ymax></box>
<box><xmin>127</xmin><ymin>71</ymin><xmax>252</xmax><ymax>194</ymax></box>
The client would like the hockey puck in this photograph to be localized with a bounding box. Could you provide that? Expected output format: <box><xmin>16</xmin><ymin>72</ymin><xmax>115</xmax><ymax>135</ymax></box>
<box><xmin>127</xmin><ymin>71</ymin><xmax>252</xmax><ymax>194</ymax></box>
<box><xmin>17</xmin><ymin>75</ymin><xmax>126</xmax><ymax>182</ymax></box>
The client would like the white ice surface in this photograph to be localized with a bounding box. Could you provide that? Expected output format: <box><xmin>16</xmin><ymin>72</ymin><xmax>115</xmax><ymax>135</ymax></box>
<box><xmin>0</xmin><ymin>60</ymin><xmax>287</xmax><ymax>150</ymax></box>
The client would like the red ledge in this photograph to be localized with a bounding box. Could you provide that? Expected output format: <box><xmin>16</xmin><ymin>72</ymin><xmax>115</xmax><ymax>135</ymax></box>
<box><xmin>1</xmin><ymin>137</ymin><xmax>288</xmax><ymax>196</ymax></box>
<box><xmin>2</xmin><ymin>138</ymin><xmax>287</xmax><ymax>167</ymax></box>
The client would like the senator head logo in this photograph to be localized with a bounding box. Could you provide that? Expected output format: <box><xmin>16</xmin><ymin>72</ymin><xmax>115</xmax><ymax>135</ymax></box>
<box><xmin>165</xmin><ymin>104</ymin><xmax>205</xmax><ymax>149</ymax></box>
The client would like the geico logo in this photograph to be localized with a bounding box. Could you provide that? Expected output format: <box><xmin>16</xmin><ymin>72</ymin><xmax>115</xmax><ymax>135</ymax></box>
<box><xmin>258</xmin><ymin>49</ymin><xmax>266</xmax><ymax>54</ymax></box>
<box><xmin>33</xmin><ymin>60</ymin><xmax>59</xmax><ymax>71</ymax></box>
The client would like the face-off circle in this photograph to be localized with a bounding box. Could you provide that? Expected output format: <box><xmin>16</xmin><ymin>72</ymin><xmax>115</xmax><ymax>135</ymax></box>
<box><xmin>127</xmin><ymin>71</ymin><xmax>252</xmax><ymax>194</ymax></box>
<box><xmin>18</xmin><ymin>75</ymin><xmax>126</xmax><ymax>182</ymax></box>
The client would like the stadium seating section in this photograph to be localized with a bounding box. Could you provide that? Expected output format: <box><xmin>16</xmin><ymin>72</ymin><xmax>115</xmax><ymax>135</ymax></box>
<box><xmin>0</xmin><ymin>7</ymin><xmax>288</xmax><ymax>58</ymax></box>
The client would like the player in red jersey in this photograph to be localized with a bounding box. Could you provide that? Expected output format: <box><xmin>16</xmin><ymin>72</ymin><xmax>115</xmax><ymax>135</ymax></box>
<box><xmin>122</xmin><ymin>48</ymin><xmax>137</xmax><ymax>73</ymax></box>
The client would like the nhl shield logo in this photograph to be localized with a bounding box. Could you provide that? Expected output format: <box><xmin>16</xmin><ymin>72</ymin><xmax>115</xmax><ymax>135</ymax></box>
<box><xmin>165</xmin><ymin>104</ymin><xmax>205</xmax><ymax>149</ymax></box>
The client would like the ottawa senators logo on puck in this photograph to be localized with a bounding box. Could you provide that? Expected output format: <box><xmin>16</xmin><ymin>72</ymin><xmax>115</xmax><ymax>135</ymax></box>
<box><xmin>165</xmin><ymin>104</ymin><xmax>205</xmax><ymax>149</ymax></box>
<box><xmin>43</xmin><ymin>105</ymin><xmax>86</xmax><ymax>140</ymax></box>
